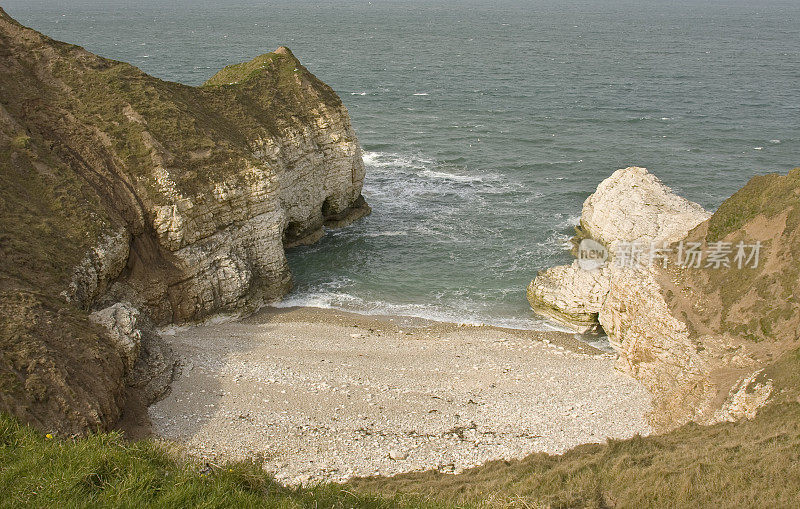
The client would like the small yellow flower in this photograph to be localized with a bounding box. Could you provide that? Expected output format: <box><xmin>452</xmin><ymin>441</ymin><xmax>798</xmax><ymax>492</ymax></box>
<box><xmin>45</xmin><ymin>433</ymin><xmax>53</xmax><ymax>440</ymax></box>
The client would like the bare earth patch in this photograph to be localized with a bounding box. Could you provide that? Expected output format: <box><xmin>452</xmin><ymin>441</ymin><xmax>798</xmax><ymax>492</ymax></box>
<box><xmin>148</xmin><ymin>307</ymin><xmax>652</xmax><ymax>485</ymax></box>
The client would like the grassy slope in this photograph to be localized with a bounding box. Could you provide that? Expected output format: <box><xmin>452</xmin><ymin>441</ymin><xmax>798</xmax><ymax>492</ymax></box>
<box><xmin>664</xmin><ymin>168</ymin><xmax>800</xmax><ymax>342</ymax></box>
<box><xmin>0</xmin><ymin>413</ymin><xmax>446</xmax><ymax>509</ymax></box>
<box><xmin>0</xmin><ymin>22</ymin><xmax>129</xmax><ymax>433</ymax></box>
<box><xmin>6</xmin><ymin>340</ymin><xmax>800</xmax><ymax>509</ymax></box>
<box><xmin>3</xmin><ymin>401</ymin><xmax>799</xmax><ymax>508</ymax></box>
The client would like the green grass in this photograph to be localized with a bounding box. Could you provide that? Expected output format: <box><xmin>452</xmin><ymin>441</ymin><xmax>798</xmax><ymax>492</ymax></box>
<box><xmin>706</xmin><ymin>167</ymin><xmax>800</xmax><ymax>242</ymax></box>
<box><xmin>203</xmin><ymin>53</ymin><xmax>281</xmax><ymax>86</ymax></box>
<box><xmin>0</xmin><ymin>413</ymin><xmax>447</xmax><ymax>509</ymax></box>
<box><xmin>4</xmin><ymin>398</ymin><xmax>800</xmax><ymax>508</ymax></box>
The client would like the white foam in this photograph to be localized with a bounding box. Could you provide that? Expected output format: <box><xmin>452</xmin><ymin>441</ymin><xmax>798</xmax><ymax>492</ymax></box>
<box><xmin>413</xmin><ymin>92</ymin><xmax>429</xmax><ymax>96</ymax></box>
<box><xmin>557</xmin><ymin>214</ymin><xmax>581</xmax><ymax>230</ymax></box>
<box><xmin>361</xmin><ymin>151</ymin><xmax>518</xmax><ymax>206</ymax></box>
<box><xmin>362</xmin><ymin>151</ymin><xmax>432</xmax><ymax>170</ymax></box>
<box><xmin>769</xmin><ymin>139</ymin><xmax>781</xmax><ymax>144</ymax></box>
<box><xmin>420</xmin><ymin>169</ymin><xmax>484</xmax><ymax>183</ymax></box>
<box><xmin>754</xmin><ymin>146</ymin><xmax>763</xmax><ymax>150</ymax></box>
<box><xmin>350</xmin><ymin>92</ymin><xmax>367</xmax><ymax>96</ymax></box>
<box><xmin>362</xmin><ymin>230</ymin><xmax>409</xmax><ymax>238</ymax></box>
<box><xmin>272</xmin><ymin>291</ymin><xmax>568</xmax><ymax>332</ymax></box>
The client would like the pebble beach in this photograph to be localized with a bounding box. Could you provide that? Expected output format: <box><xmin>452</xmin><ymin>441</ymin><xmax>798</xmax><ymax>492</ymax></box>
<box><xmin>149</xmin><ymin>307</ymin><xmax>652</xmax><ymax>485</ymax></box>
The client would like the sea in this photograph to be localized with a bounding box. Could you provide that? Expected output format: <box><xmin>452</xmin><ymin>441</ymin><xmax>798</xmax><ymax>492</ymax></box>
<box><xmin>6</xmin><ymin>0</ymin><xmax>799</xmax><ymax>330</ymax></box>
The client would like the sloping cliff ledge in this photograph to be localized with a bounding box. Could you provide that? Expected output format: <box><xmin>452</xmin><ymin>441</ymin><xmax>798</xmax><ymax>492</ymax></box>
<box><xmin>529</xmin><ymin>166</ymin><xmax>800</xmax><ymax>430</ymax></box>
<box><xmin>0</xmin><ymin>8</ymin><xmax>369</xmax><ymax>434</ymax></box>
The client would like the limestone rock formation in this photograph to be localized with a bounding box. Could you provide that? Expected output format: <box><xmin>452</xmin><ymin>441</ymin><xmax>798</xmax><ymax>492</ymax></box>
<box><xmin>579</xmin><ymin>166</ymin><xmax>710</xmax><ymax>250</ymax></box>
<box><xmin>598</xmin><ymin>266</ymin><xmax>721</xmax><ymax>428</ymax></box>
<box><xmin>0</xmin><ymin>8</ymin><xmax>368</xmax><ymax>433</ymax></box>
<box><xmin>89</xmin><ymin>303</ymin><xmax>177</xmax><ymax>404</ymax></box>
<box><xmin>529</xmin><ymin>166</ymin><xmax>800</xmax><ymax>430</ymax></box>
<box><xmin>714</xmin><ymin>369</ymin><xmax>773</xmax><ymax>422</ymax></box>
<box><xmin>528</xmin><ymin>167</ymin><xmax>709</xmax><ymax>334</ymax></box>
<box><xmin>526</xmin><ymin>262</ymin><xmax>610</xmax><ymax>333</ymax></box>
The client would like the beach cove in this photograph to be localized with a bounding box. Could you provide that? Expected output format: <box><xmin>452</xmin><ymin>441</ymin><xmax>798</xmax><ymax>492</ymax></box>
<box><xmin>148</xmin><ymin>307</ymin><xmax>652</xmax><ymax>484</ymax></box>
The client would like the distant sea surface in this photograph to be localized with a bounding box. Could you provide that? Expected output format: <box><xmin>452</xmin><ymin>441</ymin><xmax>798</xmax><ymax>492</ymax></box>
<box><xmin>7</xmin><ymin>0</ymin><xmax>799</xmax><ymax>329</ymax></box>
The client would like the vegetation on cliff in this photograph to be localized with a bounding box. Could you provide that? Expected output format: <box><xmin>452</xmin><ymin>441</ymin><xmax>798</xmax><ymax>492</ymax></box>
<box><xmin>4</xmin><ymin>400</ymin><xmax>800</xmax><ymax>508</ymax></box>
<box><xmin>0</xmin><ymin>7</ymin><xmax>367</xmax><ymax>435</ymax></box>
<box><xmin>667</xmin><ymin>168</ymin><xmax>800</xmax><ymax>343</ymax></box>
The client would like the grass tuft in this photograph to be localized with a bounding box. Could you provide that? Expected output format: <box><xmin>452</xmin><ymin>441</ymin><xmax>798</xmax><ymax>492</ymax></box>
<box><xmin>0</xmin><ymin>413</ymin><xmax>446</xmax><ymax>508</ymax></box>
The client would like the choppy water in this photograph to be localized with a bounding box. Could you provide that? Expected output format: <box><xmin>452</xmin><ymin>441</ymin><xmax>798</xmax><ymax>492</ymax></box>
<box><xmin>8</xmin><ymin>0</ymin><xmax>799</xmax><ymax>329</ymax></box>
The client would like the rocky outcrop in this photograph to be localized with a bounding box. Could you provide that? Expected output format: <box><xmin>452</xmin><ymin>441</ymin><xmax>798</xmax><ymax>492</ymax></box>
<box><xmin>597</xmin><ymin>266</ymin><xmax>721</xmax><ymax>428</ymax></box>
<box><xmin>714</xmin><ymin>369</ymin><xmax>773</xmax><ymax>422</ymax></box>
<box><xmin>529</xmin><ymin>166</ymin><xmax>799</xmax><ymax>429</ymax></box>
<box><xmin>0</xmin><ymin>8</ymin><xmax>368</xmax><ymax>434</ymax></box>
<box><xmin>89</xmin><ymin>303</ymin><xmax>177</xmax><ymax>404</ymax></box>
<box><xmin>528</xmin><ymin>167</ymin><xmax>709</xmax><ymax>334</ymax></box>
<box><xmin>579</xmin><ymin>166</ymin><xmax>710</xmax><ymax>250</ymax></box>
<box><xmin>526</xmin><ymin>262</ymin><xmax>610</xmax><ymax>333</ymax></box>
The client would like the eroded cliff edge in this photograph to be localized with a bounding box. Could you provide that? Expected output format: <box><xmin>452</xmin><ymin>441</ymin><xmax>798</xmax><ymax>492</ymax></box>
<box><xmin>0</xmin><ymin>8</ymin><xmax>369</xmax><ymax>433</ymax></box>
<box><xmin>529</xmin><ymin>166</ymin><xmax>800</xmax><ymax>430</ymax></box>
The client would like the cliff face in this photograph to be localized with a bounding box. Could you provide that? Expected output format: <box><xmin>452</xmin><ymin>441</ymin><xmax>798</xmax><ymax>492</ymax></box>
<box><xmin>527</xmin><ymin>167</ymin><xmax>710</xmax><ymax>333</ymax></box>
<box><xmin>0</xmin><ymin>9</ymin><xmax>368</xmax><ymax>433</ymax></box>
<box><xmin>529</xmin><ymin>167</ymin><xmax>799</xmax><ymax>430</ymax></box>
<box><xmin>579</xmin><ymin>166</ymin><xmax>711</xmax><ymax>251</ymax></box>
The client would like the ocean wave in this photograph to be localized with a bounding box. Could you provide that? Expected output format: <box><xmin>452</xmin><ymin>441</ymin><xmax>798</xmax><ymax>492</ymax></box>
<box><xmin>420</xmin><ymin>169</ymin><xmax>485</xmax><ymax>183</ymax></box>
<box><xmin>362</xmin><ymin>151</ymin><xmax>432</xmax><ymax>170</ymax></box>
<box><xmin>556</xmin><ymin>214</ymin><xmax>581</xmax><ymax>231</ymax></box>
<box><xmin>361</xmin><ymin>230</ymin><xmax>409</xmax><ymax>238</ymax></box>
<box><xmin>413</xmin><ymin>92</ymin><xmax>429</xmax><ymax>96</ymax></box>
<box><xmin>361</xmin><ymin>151</ymin><xmax>520</xmax><ymax>207</ymax></box>
<box><xmin>271</xmin><ymin>289</ymin><xmax>571</xmax><ymax>332</ymax></box>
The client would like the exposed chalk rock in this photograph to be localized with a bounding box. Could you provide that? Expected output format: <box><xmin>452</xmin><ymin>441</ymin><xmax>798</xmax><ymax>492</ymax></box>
<box><xmin>61</xmin><ymin>229</ymin><xmax>131</xmax><ymax>309</ymax></box>
<box><xmin>90</xmin><ymin>303</ymin><xmax>144</xmax><ymax>373</ymax></box>
<box><xmin>90</xmin><ymin>303</ymin><xmax>178</xmax><ymax>404</ymax></box>
<box><xmin>715</xmin><ymin>370</ymin><xmax>773</xmax><ymax>422</ymax></box>
<box><xmin>528</xmin><ymin>167</ymin><xmax>710</xmax><ymax>334</ymax></box>
<box><xmin>527</xmin><ymin>261</ymin><xmax>611</xmax><ymax>333</ymax></box>
<box><xmin>579</xmin><ymin>166</ymin><xmax>711</xmax><ymax>251</ymax></box>
<box><xmin>598</xmin><ymin>267</ymin><xmax>720</xmax><ymax>428</ymax></box>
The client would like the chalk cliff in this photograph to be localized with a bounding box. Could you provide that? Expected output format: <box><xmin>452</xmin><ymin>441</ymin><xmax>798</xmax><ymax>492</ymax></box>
<box><xmin>579</xmin><ymin>166</ymin><xmax>711</xmax><ymax>251</ymax></box>
<box><xmin>0</xmin><ymin>8</ymin><xmax>368</xmax><ymax>433</ymax></box>
<box><xmin>529</xmin><ymin>166</ymin><xmax>799</xmax><ymax>429</ymax></box>
<box><xmin>527</xmin><ymin>167</ymin><xmax>710</xmax><ymax>333</ymax></box>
